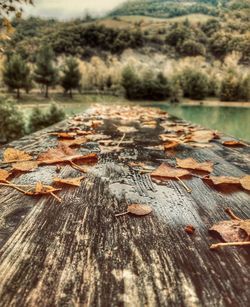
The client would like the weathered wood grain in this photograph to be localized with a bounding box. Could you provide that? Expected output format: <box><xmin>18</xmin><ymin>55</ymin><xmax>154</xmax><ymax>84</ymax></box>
<box><xmin>0</xmin><ymin>106</ymin><xmax>249</xmax><ymax>307</ymax></box>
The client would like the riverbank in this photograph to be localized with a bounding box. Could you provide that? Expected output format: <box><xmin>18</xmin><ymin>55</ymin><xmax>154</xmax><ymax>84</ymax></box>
<box><xmin>8</xmin><ymin>93</ymin><xmax>250</xmax><ymax>109</ymax></box>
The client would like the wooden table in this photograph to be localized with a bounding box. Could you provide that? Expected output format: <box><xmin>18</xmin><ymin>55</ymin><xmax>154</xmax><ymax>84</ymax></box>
<box><xmin>0</xmin><ymin>105</ymin><xmax>249</xmax><ymax>307</ymax></box>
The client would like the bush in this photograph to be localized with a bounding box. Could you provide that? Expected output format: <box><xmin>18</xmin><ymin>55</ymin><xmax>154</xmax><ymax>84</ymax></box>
<box><xmin>220</xmin><ymin>72</ymin><xmax>241</xmax><ymax>101</ymax></box>
<box><xmin>121</xmin><ymin>67</ymin><xmax>170</xmax><ymax>100</ymax></box>
<box><xmin>178</xmin><ymin>68</ymin><xmax>209</xmax><ymax>100</ymax></box>
<box><xmin>29</xmin><ymin>103</ymin><xmax>65</xmax><ymax>133</ymax></box>
<box><xmin>181</xmin><ymin>39</ymin><xmax>206</xmax><ymax>56</ymax></box>
<box><xmin>220</xmin><ymin>72</ymin><xmax>250</xmax><ymax>102</ymax></box>
<box><xmin>239</xmin><ymin>74</ymin><xmax>250</xmax><ymax>101</ymax></box>
<box><xmin>121</xmin><ymin>66</ymin><xmax>142</xmax><ymax>100</ymax></box>
<box><xmin>0</xmin><ymin>99</ymin><xmax>26</xmax><ymax>143</ymax></box>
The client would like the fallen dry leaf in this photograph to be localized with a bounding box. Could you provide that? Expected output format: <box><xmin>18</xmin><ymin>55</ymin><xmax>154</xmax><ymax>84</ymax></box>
<box><xmin>164</xmin><ymin>140</ymin><xmax>180</xmax><ymax>150</ymax></box>
<box><xmin>204</xmin><ymin>175</ymin><xmax>240</xmax><ymax>186</ymax></box>
<box><xmin>210</xmin><ymin>209</ymin><xmax>250</xmax><ymax>250</ymax></box>
<box><xmin>160</xmin><ymin>134</ymin><xmax>183</xmax><ymax>142</ymax></box>
<box><xmin>210</xmin><ymin>220</ymin><xmax>250</xmax><ymax>242</ymax></box>
<box><xmin>240</xmin><ymin>175</ymin><xmax>250</xmax><ymax>191</ymax></box>
<box><xmin>3</xmin><ymin>148</ymin><xmax>32</xmax><ymax>163</ymax></box>
<box><xmin>26</xmin><ymin>182</ymin><xmax>62</xmax><ymax>202</ymax></box>
<box><xmin>177</xmin><ymin>158</ymin><xmax>213</xmax><ymax>173</ymax></box>
<box><xmin>53</xmin><ymin>132</ymin><xmax>77</xmax><ymax>139</ymax></box>
<box><xmin>185</xmin><ymin>225</ymin><xmax>196</xmax><ymax>235</ymax></box>
<box><xmin>189</xmin><ymin>143</ymin><xmax>213</xmax><ymax>148</ymax></box>
<box><xmin>223</xmin><ymin>140</ymin><xmax>246</xmax><ymax>147</ymax></box>
<box><xmin>188</xmin><ymin>130</ymin><xmax>216</xmax><ymax>143</ymax></box>
<box><xmin>86</xmin><ymin>134</ymin><xmax>111</xmax><ymax>142</ymax></box>
<box><xmin>116</xmin><ymin>204</ymin><xmax>153</xmax><ymax>217</ymax></box>
<box><xmin>140</xmin><ymin>121</ymin><xmax>157</xmax><ymax>129</ymax></box>
<box><xmin>151</xmin><ymin>163</ymin><xmax>190</xmax><ymax>179</ymax></box>
<box><xmin>53</xmin><ymin>176</ymin><xmax>85</xmax><ymax>187</ymax></box>
<box><xmin>117</xmin><ymin>126</ymin><xmax>138</xmax><ymax>133</ymax></box>
<box><xmin>0</xmin><ymin>169</ymin><xmax>10</xmax><ymax>182</ymax></box>
<box><xmin>37</xmin><ymin>143</ymin><xmax>98</xmax><ymax>166</ymax></box>
<box><xmin>12</xmin><ymin>161</ymin><xmax>39</xmax><ymax>172</ymax></box>
<box><xmin>59</xmin><ymin>136</ymin><xmax>87</xmax><ymax>147</ymax></box>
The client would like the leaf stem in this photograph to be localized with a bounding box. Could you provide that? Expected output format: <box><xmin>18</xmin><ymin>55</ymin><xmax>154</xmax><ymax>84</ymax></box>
<box><xmin>0</xmin><ymin>182</ymin><xmax>27</xmax><ymax>194</ymax></box>
<box><xmin>115</xmin><ymin>211</ymin><xmax>129</xmax><ymax>217</ymax></box>
<box><xmin>210</xmin><ymin>241</ymin><xmax>250</xmax><ymax>250</ymax></box>
<box><xmin>225</xmin><ymin>208</ymin><xmax>242</xmax><ymax>221</ymax></box>
<box><xmin>176</xmin><ymin>177</ymin><xmax>192</xmax><ymax>193</ymax></box>
<box><xmin>50</xmin><ymin>192</ymin><xmax>62</xmax><ymax>203</ymax></box>
<box><xmin>116</xmin><ymin>133</ymin><xmax>126</xmax><ymax>150</ymax></box>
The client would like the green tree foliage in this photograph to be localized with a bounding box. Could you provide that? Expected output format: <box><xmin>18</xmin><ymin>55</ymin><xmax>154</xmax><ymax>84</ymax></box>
<box><xmin>239</xmin><ymin>74</ymin><xmax>250</xmax><ymax>101</ymax></box>
<box><xmin>29</xmin><ymin>103</ymin><xmax>65</xmax><ymax>133</ymax></box>
<box><xmin>165</xmin><ymin>25</ymin><xmax>192</xmax><ymax>50</ymax></box>
<box><xmin>220</xmin><ymin>71</ymin><xmax>250</xmax><ymax>102</ymax></box>
<box><xmin>178</xmin><ymin>68</ymin><xmax>209</xmax><ymax>100</ymax></box>
<box><xmin>121</xmin><ymin>66</ymin><xmax>142</xmax><ymax>100</ymax></box>
<box><xmin>34</xmin><ymin>45</ymin><xmax>58</xmax><ymax>98</ymax></box>
<box><xmin>3</xmin><ymin>54</ymin><xmax>31</xmax><ymax>98</ymax></box>
<box><xmin>181</xmin><ymin>39</ymin><xmax>206</xmax><ymax>56</ymax></box>
<box><xmin>28</xmin><ymin>107</ymin><xmax>46</xmax><ymax>132</ymax></box>
<box><xmin>122</xmin><ymin>67</ymin><xmax>170</xmax><ymax>100</ymax></box>
<box><xmin>61</xmin><ymin>57</ymin><xmax>82</xmax><ymax>98</ymax></box>
<box><xmin>169</xmin><ymin>78</ymin><xmax>183</xmax><ymax>103</ymax></box>
<box><xmin>0</xmin><ymin>99</ymin><xmax>26</xmax><ymax>143</ymax></box>
<box><xmin>109</xmin><ymin>1</ymin><xmax>218</xmax><ymax>19</ymax></box>
<box><xmin>46</xmin><ymin>103</ymin><xmax>66</xmax><ymax>126</ymax></box>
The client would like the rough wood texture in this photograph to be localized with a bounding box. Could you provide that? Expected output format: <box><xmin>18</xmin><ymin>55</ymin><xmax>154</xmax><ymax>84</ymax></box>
<box><xmin>0</xmin><ymin>105</ymin><xmax>249</xmax><ymax>307</ymax></box>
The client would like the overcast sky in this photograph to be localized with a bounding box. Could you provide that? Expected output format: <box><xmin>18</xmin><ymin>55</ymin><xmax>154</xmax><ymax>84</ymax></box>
<box><xmin>24</xmin><ymin>0</ymin><xmax>126</xmax><ymax>19</ymax></box>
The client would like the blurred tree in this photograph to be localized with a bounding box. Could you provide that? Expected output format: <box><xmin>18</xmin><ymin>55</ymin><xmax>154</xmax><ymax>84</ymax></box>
<box><xmin>61</xmin><ymin>57</ymin><xmax>82</xmax><ymax>98</ymax></box>
<box><xmin>0</xmin><ymin>99</ymin><xmax>26</xmax><ymax>143</ymax></box>
<box><xmin>3</xmin><ymin>54</ymin><xmax>31</xmax><ymax>98</ymax></box>
<box><xmin>34</xmin><ymin>45</ymin><xmax>58</xmax><ymax>98</ymax></box>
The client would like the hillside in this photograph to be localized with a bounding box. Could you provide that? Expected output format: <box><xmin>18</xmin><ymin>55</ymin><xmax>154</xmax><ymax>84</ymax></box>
<box><xmin>109</xmin><ymin>0</ymin><xmax>221</xmax><ymax>18</ymax></box>
<box><xmin>0</xmin><ymin>0</ymin><xmax>249</xmax><ymax>105</ymax></box>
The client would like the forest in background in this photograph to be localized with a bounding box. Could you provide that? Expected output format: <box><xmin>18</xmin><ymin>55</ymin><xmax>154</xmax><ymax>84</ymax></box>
<box><xmin>0</xmin><ymin>0</ymin><xmax>249</xmax><ymax>143</ymax></box>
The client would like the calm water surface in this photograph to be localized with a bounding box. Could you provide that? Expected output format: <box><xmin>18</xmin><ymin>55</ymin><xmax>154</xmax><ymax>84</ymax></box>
<box><xmin>155</xmin><ymin>104</ymin><xmax>250</xmax><ymax>142</ymax></box>
<box><xmin>23</xmin><ymin>102</ymin><xmax>250</xmax><ymax>141</ymax></box>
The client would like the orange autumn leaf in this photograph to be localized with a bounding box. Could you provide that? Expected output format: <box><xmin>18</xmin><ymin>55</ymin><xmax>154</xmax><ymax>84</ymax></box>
<box><xmin>164</xmin><ymin>140</ymin><xmax>180</xmax><ymax>150</ymax></box>
<box><xmin>176</xmin><ymin>158</ymin><xmax>213</xmax><ymax>173</ymax></box>
<box><xmin>76</xmin><ymin>130</ymin><xmax>92</xmax><ymax>136</ymax></box>
<box><xmin>53</xmin><ymin>176</ymin><xmax>85</xmax><ymax>187</ymax></box>
<box><xmin>59</xmin><ymin>136</ymin><xmax>87</xmax><ymax>147</ymax></box>
<box><xmin>210</xmin><ymin>219</ymin><xmax>250</xmax><ymax>243</ymax></box>
<box><xmin>151</xmin><ymin>163</ymin><xmax>190</xmax><ymax>179</ymax></box>
<box><xmin>37</xmin><ymin>144</ymin><xmax>97</xmax><ymax>166</ymax></box>
<box><xmin>0</xmin><ymin>169</ymin><xmax>10</xmax><ymax>182</ymax></box>
<box><xmin>188</xmin><ymin>130</ymin><xmax>216</xmax><ymax>143</ymax></box>
<box><xmin>223</xmin><ymin>140</ymin><xmax>246</xmax><ymax>147</ymax></box>
<box><xmin>117</xmin><ymin>126</ymin><xmax>138</xmax><ymax>133</ymax></box>
<box><xmin>37</xmin><ymin>144</ymin><xmax>78</xmax><ymax>164</ymax></box>
<box><xmin>12</xmin><ymin>161</ymin><xmax>39</xmax><ymax>172</ymax></box>
<box><xmin>189</xmin><ymin>143</ymin><xmax>213</xmax><ymax>148</ymax></box>
<box><xmin>240</xmin><ymin>176</ymin><xmax>250</xmax><ymax>191</ymax></box>
<box><xmin>51</xmin><ymin>132</ymin><xmax>77</xmax><ymax>139</ymax></box>
<box><xmin>185</xmin><ymin>225</ymin><xmax>196</xmax><ymax>235</ymax></box>
<box><xmin>204</xmin><ymin>175</ymin><xmax>240</xmax><ymax>186</ymax></box>
<box><xmin>26</xmin><ymin>182</ymin><xmax>62</xmax><ymax>202</ymax></box>
<box><xmin>116</xmin><ymin>204</ymin><xmax>153</xmax><ymax>217</ymax></box>
<box><xmin>210</xmin><ymin>209</ymin><xmax>250</xmax><ymax>250</ymax></box>
<box><xmin>3</xmin><ymin>148</ymin><xmax>32</xmax><ymax>163</ymax></box>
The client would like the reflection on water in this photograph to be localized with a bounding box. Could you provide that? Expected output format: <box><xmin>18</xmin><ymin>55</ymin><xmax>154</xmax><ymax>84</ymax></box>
<box><xmin>149</xmin><ymin>104</ymin><xmax>250</xmax><ymax>142</ymax></box>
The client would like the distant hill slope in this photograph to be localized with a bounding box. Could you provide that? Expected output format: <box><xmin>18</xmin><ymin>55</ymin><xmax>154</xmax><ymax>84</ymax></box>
<box><xmin>3</xmin><ymin>0</ymin><xmax>249</xmax><ymax>66</ymax></box>
<box><xmin>109</xmin><ymin>0</ymin><xmax>221</xmax><ymax>18</ymax></box>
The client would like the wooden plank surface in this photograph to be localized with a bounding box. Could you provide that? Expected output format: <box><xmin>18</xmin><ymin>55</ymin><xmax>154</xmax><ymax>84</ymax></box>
<box><xmin>0</xmin><ymin>105</ymin><xmax>249</xmax><ymax>307</ymax></box>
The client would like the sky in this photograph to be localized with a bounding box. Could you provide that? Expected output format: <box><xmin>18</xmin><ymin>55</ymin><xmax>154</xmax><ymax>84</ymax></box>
<box><xmin>24</xmin><ymin>0</ymin><xmax>126</xmax><ymax>19</ymax></box>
